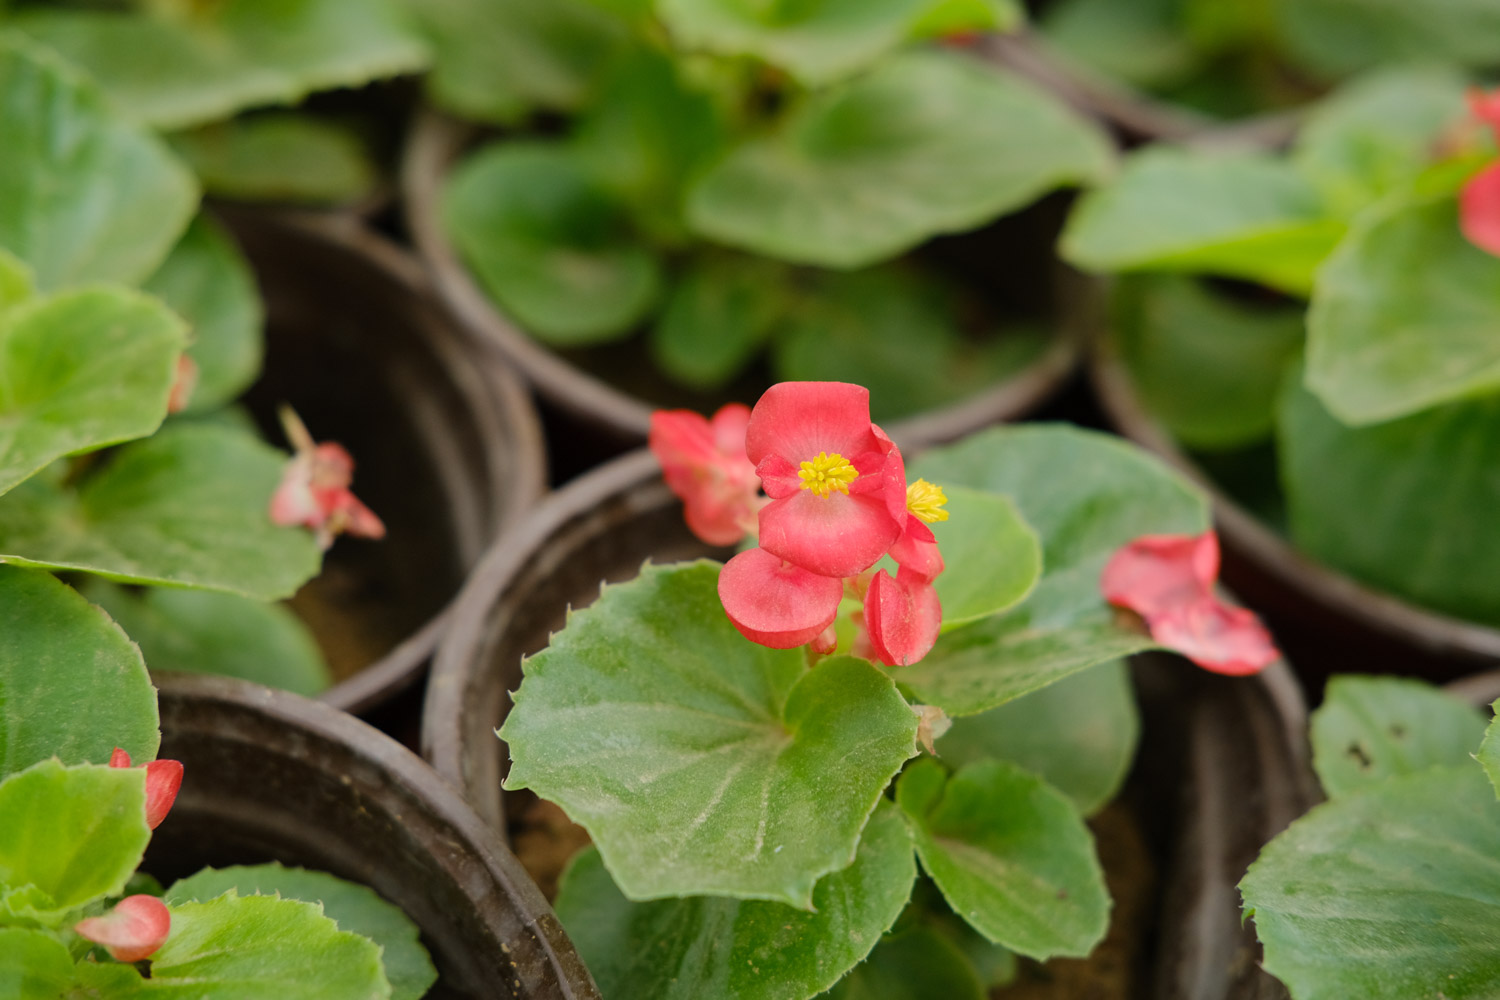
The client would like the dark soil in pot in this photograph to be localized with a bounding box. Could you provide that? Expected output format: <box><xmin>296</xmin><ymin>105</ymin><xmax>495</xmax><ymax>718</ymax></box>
<box><xmin>424</xmin><ymin>449</ymin><xmax>1317</xmax><ymax>1000</ymax></box>
<box><xmin>220</xmin><ymin>209</ymin><xmax>547</xmax><ymax>717</ymax></box>
<box><xmin>147</xmin><ymin>671</ymin><xmax>599</xmax><ymax>1000</ymax></box>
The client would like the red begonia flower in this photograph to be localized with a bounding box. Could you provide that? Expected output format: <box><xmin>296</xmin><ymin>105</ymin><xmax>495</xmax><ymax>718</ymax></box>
<box><xmin>1470</xmin><ymin>87</ymin><xmax>1500</xmax><ymax>140</ymax></box>
<box><xmin>717</xmin><ymin>547</ymin><xmax>842</xmax><ymax>649</ymax></box>
<box><xmin>864</xmin><ymin>568</ymin><xmax>942</xmax><ymax>667</ymax></box>
<box><xmin>75</xmin><ymin>895</ymin><xmax>170</xmax><ymax>963</ymax></box>
<box><xmin>1149</xmin><ymin>595</ymin><xmax>1279</xmax><ymax>676</ymax></box>
<box><xmin>746</xmin><ymin>383</ymin><xmax>901</xmax><ymax>578</ymax></box>
<box><xmin>650</xmin><ymin>404</ymin><xmax>760</xmax><ymax>546</ymax></box>
<box><xmin>165</xmin><ymin>355</ymin><xmax>198</xmax><ymax>414</ymax></box>
<box><xmin>1100</xmin><ymin>532</ymin><xmax>1218</xmax><ymax>619</ymax></box>
<box><xmin>1461</xmin><ymin>162</ymin><xmax>1500</xmax><ymax>258</ymax></box>
<box><xmin>269</xmin><ymin>408</ymin><xmax>385</xmax><ymax>550</ymax></box>
<box><xmin>108</xmin><ymin>748</ymin><xmax>183</xmax><ymax>830</ymax></box>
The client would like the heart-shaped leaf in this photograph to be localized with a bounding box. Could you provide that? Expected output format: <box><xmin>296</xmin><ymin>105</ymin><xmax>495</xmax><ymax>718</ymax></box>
<box><xmin>168</xmin><ymin>114</ymin><xmax>378</xmax><ymax>207</ymax></box>
<box><xmin>826</xmin><ymin>923</ymin><xmax>986</xmax><ymax>1000</ymax></box>
<box><xmin>501</xmin><ymin>561</ymin><xmax>919</xmax><ymax>907</ymax></box>
<box><xmin>1311</xmin><ymin>675</ymin><xmax>1488</xmax><ymax>798</ymax></box>
<box><xmin>0</xmin><ymin>566</ymin><xmax>158</xmax><ymax>780</ymax></box>
<box><xmin>0</xmin><ymin>287</ymin><xmax>187</xmax><ymax>498</ymax></box>
<box><xmin>0</xmin><ymin>424</ymin><xmax>323</xmax><ymax>601</ymax></box>
<box><xmin>555</xmin><ymin>802</ymin><xmax>917</xmax><ymax>1000</ymax></box>
<box><xmin>0</xmin><ymin>35</ymin><xmax>197</xmax><ymax>289</ymax></box>
<box><xmin>688</xmin><ymin>51</ymin><xmax>1111</xmax><ymax>269</ymax></box>
<box><xmin>896</xmin><ymin>757</ymin><xmax>1108</xmax><ymax>960</ymax></box>
<box><xmin>897</xmin><ymin>426</ymin><xmax>1209</xmax><ymax>717</ymax></box>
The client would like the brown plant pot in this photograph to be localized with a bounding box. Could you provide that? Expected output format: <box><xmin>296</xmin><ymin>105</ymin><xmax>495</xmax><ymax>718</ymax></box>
<box><xmin>147</xmin><ymin>672</ymin><xmax>599</xmax><ymax>1000</ymax></box>
<box><xmin>422</xmin><ymin>448</ymin><xmax>1317</xmax><ymax>999</ymax></box>
<box><xmin>399</xmin><ymin>110</ymin><xmax>1085</xmax><ymax>460</ymax></box>
<box><xmin>1090</xmin><ymin>331</ymin><xmax>1500</xmax><ymax>688</ymax></box>
<box><xmin>219</xmin><ymin>209</ymin><xmax>548</xmax><ymax>716</ymax></box>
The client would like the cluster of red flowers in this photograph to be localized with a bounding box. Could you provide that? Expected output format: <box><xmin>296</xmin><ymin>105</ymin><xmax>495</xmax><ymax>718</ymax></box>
<box><xmin>1462</xmin><ymin>88</ymin><xmax>1500</xmax><ymax>257</ymax></box>
<box><xmin>268</xmin><ymin>407</ymin><xmax>384</xmax><ymax>550</ymax></box>
<box><xmin>652</xmin><ymin>382</ymin><xmax>948</xmax><ymax>667</ymax></box>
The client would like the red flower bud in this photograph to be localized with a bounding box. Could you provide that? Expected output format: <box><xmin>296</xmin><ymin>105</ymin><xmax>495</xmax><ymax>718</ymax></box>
<box><xmin>75</xmin><ymin>894</ymin><xmax>170</xmax><ymax>963</ymax></box>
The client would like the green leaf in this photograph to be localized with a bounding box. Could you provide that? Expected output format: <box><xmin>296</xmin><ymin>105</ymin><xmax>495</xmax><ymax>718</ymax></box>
<box><xmin>936</xmin><ymin>660</ymin><xmax>1137</xmax><ymax>816</ymax></box>
<box><xmin>151</xmin><ymin>892</ymin><xmax>392</xmax><ymax>999</ymax></box>
<box><xmin>501</xmin><ymin>561</ymin><xmax>919</xmax><ymax>908</ymax></box>
<box><xmin>143</xmin><ymin>215</ymin><xmax>263</xmax><ymax>413</ymax></box>
<box><xmin>168</xmin><ymin>114</ymin><xmax>378</xmax><ymax>207</ymax></box>
<box><xmin>1480</xmin><ymin>705</ymin><xmax>1500</xmax><ymax>801</ymax></box>
<box><xmin>13</xmin><ymin>0</ymin><xmax>430</xmax><ymax>130</ymax></box>
<box><xmin>1061</xmin><ymin>147</ymin><xmax>1344</xmax><ymax>296</ymax></box>
<box><xmin>167</xmin><ymin>864</ymin><xmax>434</xmax><ymax>1000</ymax></box>
<box><xmin>443</xmin><ymin>141</ymin><xmax>662</xmax><ymax>345</ymax></box>
<box><xmin>0</xmin><ymin>34</ymin><xmax>197</xmax><ymax>290</ymax></box>
<box><xmin>896</xmin><ymin>758</ymin><xmax>1108</xmax><ymax>960</ymax></box>
<box><xmin>0</xmin><ymin>423</ymin><xmax>323</xmax><ymax>601</ymax></box>
<box><xmin>926</xmin><ymin>486</ymin><xmax>1041</xmax><ymax>630</ymax></box>
<box><xmin>1279</xmin><ymin>372</ymin><xmax>1500</xmax><ymax>627</ymax></box>
<box><xmin>650</xmin><ymin>254</ymin><xmax>791</xmax><ymax>390</ymax></box>
<box><xmin>0</xmin><ymin>566</ymin><xmax>158</xmax><ymax>779</ymax></box>
<box><xmin>0</xmin><ymin>929</ymin><xmax>84</xmax><ymax>998</ymax></box>
<box><xmin>1241</xmin><ymin>766</ymin><xmax>1500</xmax><ymax>1000</ymax></box>
<box><xmin>1040</xmin><ymin>0</ymin><xmax>1199</xmax><ymax>90</ymax></box>
<box><xmin>1305</xmin><ymin>193</ymin><xmax>1500</xmax><ymax>426</ymax></box>
<box><xmin>1311</xmin><ymin>676</ymin><xmax>1488</xmax><ymax>799</ymax></box>
<box><xmin>0</xmin><ymin>287</ymin><xmax>187</xmax><ymax>498</ymax></box>
<box><xmin>555</xmin><ymin>802</ymin><xmax>917</xmax><ymax>1000</ymax></box>
<box><xmin>0</xmin><ymin>761</ymin><xmax>150</xmax><ymax>920</ymax></box>
<box><xmin>907</xmin><ymin>0</ymin><xmax>1024</xmax><ymax>39</ymax></box>
<box><xmin>410</xmin><ymin>0</ymin><xmax>627</xmax><ymax>124</ymax></box>
<box><xmin>688</xmin><ymin>51</ymin><xmax>1112</xmax><ymax>269</ymax></box>
<box><xmin>1113</xmin><ymin>275</ymin><xmax>1304</xmax><ymax>450</ymax></box>
<box><xmin>1274</xmin><ymin>0</ymin><xmax>1500</xmax><ymax>79</ymax></box>
<box><xmin>0</xmin><ymin>250</ymin><xmax>34</xmax><ymax>315</ymax></box>
<box><xmin>826</xmin><ymin>924</ymin><xmax>985</xmax><ymax>1000</ymax></box>
<box><xmin>898</xmin><ymin>426</ymin><xmax>1209</xmax><ymax>717</ymax></box>
<box><xmin>82</xmin><ymin>582</ymin><xmax>330</xmax><ymax>697</ymax></box>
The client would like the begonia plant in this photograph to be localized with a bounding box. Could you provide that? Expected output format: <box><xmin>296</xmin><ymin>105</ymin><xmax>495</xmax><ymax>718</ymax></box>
<box><xmin>498</xmin><ymin>380</ymin><xmax>1278</xmax><ymax>998</ymax></box>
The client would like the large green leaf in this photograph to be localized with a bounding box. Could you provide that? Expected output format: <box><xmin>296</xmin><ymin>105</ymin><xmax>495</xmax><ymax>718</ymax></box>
<box><xmin>167</xmin><ymin>864</ymin><xmax>434</xmax><ymax>1000</ymax></box>
<box><xmin>0</xmin><ymin>929</ymin><xmax>78</xmax><ymax>999</ymax></box>
<box><xmin>925</xmin><ymin>486</ymin><xmax>1041</xmax><ymax>629</ymax></box>
<box><xmin>0</xmin><ymin>566</ymin><xmax>158</xmax><ymax>779</ymax></box>
<box><xmin>1279</xmin><ymin>374</ymin><xmax>1500</xmax><ymax>627</ymax></box>
<box><xmin>826</xmin><ymin>924</ymin><xmax>985</xmax><ymax>1000</ymax></box>
<box><xmin>168</xmin><ymin>114</ymin><xmax>378</xmax><ymax>207</ymax></box>
<box><xmin>0</xmin><ymin>34</ymin><xmax>197</xmax><ymax>289</ymax></box>
<box><xmin>1274</xmin><ymin>0</ymin><xmax>1500</xmax><ymax>79</ymax></box>
<box><xmin>1113</xmin><ymin>275</ymin><xmax>1304</xmax><ymax>451</ymax></box>
<box><xmin>936</xmin><ymin>660</ymin><xmax>1137</xmax><ymax>816</ymax></box>
<box><xmin>0</xmin><ymin>761</ymin><xmax>150</xmax><ymax>921</ymax></box>
<box><xmin>151</xmin><ymin>893</ymin><xmax>391</xmax><ymax>999</ymax></box>
<box><xmin>501</xmin><ymin>561</ymin><xmax>919</xmax><ymax>908</ymax></box>
<box><xmin>0</xmin><ymin>251</ymin><xmax>33</xmax><ymax>315</ymax></box>
<box><xmin>142</xmin><ymin>215</ymin><xmax>263</xmax><ymax>413</ymax></box>
<box><xmin>1040</xmin><ymin>0</ymin><xmax>1197</xmax><ymax>90</ymax></box>
<box><xmin>897</xmin><ymin>426</ymin><xmax>1209</xmax><ymax>717</ymax></box>
<box><xmin>1241</xmin><ymin>766</ymin><xmax>1500</xmax><ymax>1000</ymax></box>
<box><xmin>82</xmin><ymin>582</ymin><xmax>330</xmax><ymax>697</ymax></box>
<box><xmin>896</xmin><ymin>758</ymin><xmax>1108</xmax><ymax>960</ymax></box>
<box><xmin>1310</xmin><ymin>675</ymin><xmax>1488</xmax><ymax>798</ymax></box>
<box><xmin>555</xmin><ymin>803</ymin><xmax>917</xmax><ymax>1000</ymax></box>
<box><xmin>1305</xmin><ymin>193</ymin><xmax>1500</xmax><ymax>426</ymax></box>
<box><xmin>1061</xmin><ymin>147</ymin><xmax>1343</xmax><ymax>296</ymax></box>
<box><xmin>13</xmin><ymin>0</ymin><xmax>429</xmax><ymax>130</ymax></box>
<box><xmin>0</xmin><ymin>424</ymin><xmax>322</xmax><ymax>601</ymax></box>
<box><xmin>688</xmin><ymin>51</ymin><xmax>1111</xmax><ymax>269</ymax></box>
<box><xmin>0</xmin><ymin>287</ymin><xmax>186</xmax><ymax>498</ymax></box>
<box><xmin>1480</xmin><ymin>707</ymin><xmax>1500</xmax><ymax>801</ymax></box>
<box><xmin>443</xmin><ymin>141</ymin><xmax>662</xmax><ymax>345</ymax></box>
<box><xmin>650</xmin><ymin>254</ymin><xmax>791</xmax><ymax>390</ymax></box>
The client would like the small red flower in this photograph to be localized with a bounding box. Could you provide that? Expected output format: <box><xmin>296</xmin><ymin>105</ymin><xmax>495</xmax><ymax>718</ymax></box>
<box><xmin>1101</xmin><ymin>531</ymin><xmax>1278</xmax><ymax>675</ymax></box>
<box><xmin>1461</xmin><ymin>162</ymin><xmax>1500</xmax><ymax>258</ymax></box>
<box><xmin>864</xmin><ymin>568</ymin><xmax>942</xmax><ymax>668</ymax></box>
<box><xmin>108</xmin><ymin>748</ymin><xmax>183</xmax><ymax>830</ymax></box>
<box><xmin>75</xmin><ymin>894</ymin><xmax>170</xmax><ymax>963</ymax></box>
<box><xmin>269</xmin><ymin>407</ymin><xmax>385</xmax><ymax>550</ymax></box>
<box><xmin>1470</xmin><ymin>87</ymin><xmax>1500</xmax><ymax>140</ymax></box>
<box><xmin>650</xmin><ymin>403</ymin><xmax>760</xmax><ymax>546</ymax></box>
<box><xmin>165</xmin><ymin>355</ymin><xmax>198</xmax><ymax>415</ymax></box>
<box><xmin>717</xmin><ymin>547</ymin><xmax>843</xmax><ymax>649</ymax></box>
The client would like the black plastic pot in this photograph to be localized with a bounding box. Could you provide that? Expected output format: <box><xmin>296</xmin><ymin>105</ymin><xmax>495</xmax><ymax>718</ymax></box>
<box><xmin>423</xmin><ymin>449</ymin><xmax>1317</xmax><ymax>999</ymax></box>
<box><xmin>148</xmin><ymin>672</ymin><xmax>599</xmax><ymax>999</ymax></box>
<box><xmin>219</xmin><ymin>210</ymin><xmax>548</xmax><ymax>716</ymax></box>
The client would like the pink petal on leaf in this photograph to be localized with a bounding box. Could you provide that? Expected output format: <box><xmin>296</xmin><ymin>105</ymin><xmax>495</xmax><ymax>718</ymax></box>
<box><xmin>759</xmin><ymin>490</ymin><xmax>902</xmax><ymax>579</ymax></box>
<box><xmin>75</xmin><ymin>895</ymin><xmax>170</xmax><ymax>963</ymax></box>
<box><xmin>142</xmin><ymin>759</ymin><xmax>183</xmax><ymax>830</ymax></box>
<box><xmin>744</xmin><ymin>382</ymin><xmax>882</xmax><ymax>468</ymax></box>
<box><xmin>1148</xmin><ymin>596</ymin><xmax>1278</xmax><ymax>676</ymax></box>
<box><xmin>1462</xmin><ymin>162</ymin><xmax>1500</xmax><ymax>258</ymax></box>
<box><xmin>864</xmin><ymin>569</ymin><xmax>942</xmax><ymax>667</ymax></box>
<box><xmin>108</xmin><ymin>748</ymin><xmax>132</xmax><ymax>769</ymax></box>
<box><xmin>1100</xmin><ymin>532</ymin><xmax>1219</xmax><ymax>618</ymax></box>
<box><xmin>717</xmin><ymin>547</ymin><xmax>842</xmax><ymax>649</ymax></box>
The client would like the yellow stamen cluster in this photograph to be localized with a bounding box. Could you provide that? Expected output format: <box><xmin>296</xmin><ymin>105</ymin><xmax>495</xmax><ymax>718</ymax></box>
<box><xmin>798</xmin><ymin>452</ymin><xmax>859</xmax><ymax>498</ymax></box>
<box><xmin>906</xmin><ymin>479</ymin><xmax>949</xmax><ymax>523</ymax></box>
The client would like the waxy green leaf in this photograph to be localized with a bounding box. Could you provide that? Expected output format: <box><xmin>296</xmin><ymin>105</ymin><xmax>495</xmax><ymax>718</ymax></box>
<box><xmin>896</xmin><ymin>758</ymin><xmax>1108</xmax><ymax>960</ymax></box>
<box><xmin>1275</xmin><ymin>0</ymin><xmax>1500</xmax><ymax>78</ymax></box>
<box><xmin>927</xmin><ymin>486</ymin><xmax>1041</xmax><ymax>629</ymax></box>
<box><xmin>688</xmin><ymin>51</ymin><xmax>1111</xmax><ymax>269</ymax></box>
<box><xmin>1241</xmin><ymin>767</ymin><xmax>1500</xmax><ymax>1000</ymax></box>
<box><xmin>167</xmin><ymin>864</ymin><xmax>434</xmax><ymax>1000</ymax></box>
<box><xmin>556</xmin><ymin>803</ymin><xmax>917</xmax><ymax>1000</ymax></box>
<box><xmin>899</xmin><ymin>426</ymin><xmax>1209</xmax><ymax>717</ymax></box>
<box><xmin>168</xmin><ymin>115</ymin><xmax>378</xmax><ymax>207</ymax></box>
<box><xmin>1310</xmin><ymin>675</ymin><xmax>1487</xmax><ymax>798</ymax></box>
<box><xmin>502</xmin><ymin>561</ymin><xmax>919</xmax><ymax>908</ymax></box>
<box><xmin>826</xmin><ymin>924</ymin><xmax>985</xmax><ymax>1000</ymax></box>
<box><xmin>0</xmin><ymin>929</ymin><xmax>77</xmax><ymax>999</ymax></box>
<box><xmin>0</xmin><ymin>35</ymin><xmax>198</xmax><ymax>290</ymax></box>
<box><xmin>0</xmin><ymin>566</ymin><xmax>158</xmax><ymax>779</ymax></box>
<box><xmin>650</xmin><ymin>255</ymin><xmax>790</xmax><ymax>389</ymax></box>
<box><xmin>0</xmin><ymin>424</ymin><xmax>322</xmax><ymax>601</ymax></box>
<box><xmin>0</xmin><ymin>251</ymin><xmax>33</xmax><ymax>315</ymax></box>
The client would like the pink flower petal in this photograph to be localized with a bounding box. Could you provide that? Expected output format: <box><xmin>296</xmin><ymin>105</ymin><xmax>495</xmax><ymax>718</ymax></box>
<box><xmin>75</xmin><ymin>895</ymin><xmax>170</xmax><ymax>963</ymax></box>
<box><xmin>744</xmin><ymin>382</ymin><xmax>882</xmax><ymax>469</ymax></box>
<box><xmin>717</xmin><ymin>548</ymin><xmax>842</xmax><ymax>649</ymax></box>
<box><xmin>710</xmin><ymin>403</ymin><xmax>752</xmax><ymax>457</ymax></box>
<box><xmin>1462</xmin><ymin>162</ymin><xmax>1500</xmax><ymax>258</ymax></box>
<box><xmin>1100</xmin><ymin>532</ymin><xmax>1219</xmax><ymax>618</ymax></box>
<box><xmin>758</xmin><ymin>490</ymin><xmax>902</xmax><ymax>580</ymax></box>
<box><xmin>810</xmin><ymin>623</ymin><xmax>838</xmax><ymax>655</ymax></box>
<box><xmin>889</xmin><ymin>515</ymin><xmax>944</xmax><ymax>583</ymax></box>
<box><xmin>1148</xmin><ymin>596</ymin><xmax>1278</xmax><ymax>676</ymax></box>
<box><xmin>865</xmin><ymin>569</ymin><xmax>942</xmax><ymax>667</ymax></box>
<box><xmin>651</xmin><ymin>406</ymin><xmax>760</xmax><ymax>546</ymax></box>
<box><xmin>143</xmin><ymin>759</ymin><xmax>183</xmax><ymax>830</ymax></box>
<box><xmin>108</xmin><ymin>748</ymin><xmax>132</xmax><ymax>769</ymax></box>
<box><xmin>1471</xmin><ymin>87</ymin><xmax>1500</xmax><ymax>140</ymax></box>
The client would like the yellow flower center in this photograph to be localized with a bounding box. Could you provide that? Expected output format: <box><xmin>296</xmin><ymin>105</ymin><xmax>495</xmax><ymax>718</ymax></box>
<box><xmin>798</xmin><ymin>452</ymin><xmax>858</xmax><ymax>498</ymax></box>
<box><xmin>906</xmin><ymin>479</ymin><xmax>949</xmax><ymax>523</ymax></box>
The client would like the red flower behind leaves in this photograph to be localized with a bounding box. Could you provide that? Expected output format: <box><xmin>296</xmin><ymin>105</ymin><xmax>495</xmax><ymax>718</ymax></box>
<box><xmin>75</xmin><ymin>894</ymin><xmax>170</xmax><ymax>963</ymax></box>
<box><xmin>650</xmin><ymin>404</ymin><xmax>761</xmax><ymax>546</ymax></box>
<box><xmin>1462</xmin><ymin>88</ymin><xmax>1500</xmax><ymax>258</ymax></box>
<box><xmin>108</xmin><ymin>748</ymin><xmax>183</xmax><ymax>831</ymax></box>
<box><xmin>269</xmin><ymin>407</ymin><xmax>385</xmax><ymax>550</ymax></box>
